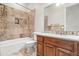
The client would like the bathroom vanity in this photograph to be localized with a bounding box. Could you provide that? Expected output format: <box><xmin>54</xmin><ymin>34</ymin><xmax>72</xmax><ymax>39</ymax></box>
<box><xmin>34</xmin><ymin>32</ymin><xmax>79</xmax><ymax>56</ymax></box>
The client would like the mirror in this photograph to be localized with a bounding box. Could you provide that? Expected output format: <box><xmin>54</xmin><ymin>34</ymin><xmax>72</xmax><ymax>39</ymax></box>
<box><xmin>44</xmin><ymin>3</ymin><xmax>79</xmax><ymax>32</ymax></box>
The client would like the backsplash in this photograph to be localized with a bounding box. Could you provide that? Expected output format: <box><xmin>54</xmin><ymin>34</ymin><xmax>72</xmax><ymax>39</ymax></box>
<box><xmin>0</xmin><ymin>4</ymin><xmax>34</xmax><ymax>40</ymax></box>
<box><xmin>47</xmin><ymin>24</ymin><xmax>64</xmax><ymax>31</ymax></box>
<box><xmin>47</xmin><ymin>24</ymin><xmax>79</xmax><ymax>35</ymax></box>
<box><xmin>50</xmin><ymin>31</ymin><xmax>79</xmax><ymax>36</ymax></box>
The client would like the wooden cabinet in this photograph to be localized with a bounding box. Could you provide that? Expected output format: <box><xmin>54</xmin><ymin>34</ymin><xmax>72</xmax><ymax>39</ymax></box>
<box><xmin>37</xmin><ymin>42</ymin><xmax>44</xmax><ymax>56</ymax></box>
<box><xmin>37</xmin><ymin>35</ymin><xmax>44</xmax><ymax>56</ymax></box>
<box><xmin>77</xmin><ymin>42</ymin><xmax>79</xmax><ymax>56</ymax></box>
<box><xmin>37</xmin><ymin>35</ymin><xmax>44</xmax><ymax>42</ymax></box>
<box><xmin>44</xmin><ymin>37</ymin><xmax>74</xmax><ymax>52</ymax></box>
<box><xmin>44</xmin><ymin>43</ymin><xmax>55</xmax><ymax>56</ymax></box>
<box><xmin>37</xmin><ymin>35</ymin><xmax>79</xmax><ymax>56</ymax></box>
<box><xmin>56</xmin><ymin>48</ymin><xmax>73</xmax><ymax>56</ymax></box>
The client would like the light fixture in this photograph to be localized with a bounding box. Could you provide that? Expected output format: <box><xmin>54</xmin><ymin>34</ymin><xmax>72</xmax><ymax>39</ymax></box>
<box><xmin>56</xmin><ymin>3</ymin><xmax>64</xmax><ymax>6</ymax></box>
<box><xmin>56</xmin><ymin>3</ymin><xmax>60</xmax><ymax>6</ymax></box>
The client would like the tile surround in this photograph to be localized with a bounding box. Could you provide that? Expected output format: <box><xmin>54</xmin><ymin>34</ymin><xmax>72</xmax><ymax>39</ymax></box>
<box><xmin>0</xmin><ymin>4</ymin><xmax>34</xmax><ymax>40</ymax></box>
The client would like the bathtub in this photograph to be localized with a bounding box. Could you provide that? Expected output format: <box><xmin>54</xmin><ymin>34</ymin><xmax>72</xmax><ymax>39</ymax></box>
<box><xmin>0</xmin><ymin>37</ymin><xmax>36</xmax><ymax>56</ymax></box>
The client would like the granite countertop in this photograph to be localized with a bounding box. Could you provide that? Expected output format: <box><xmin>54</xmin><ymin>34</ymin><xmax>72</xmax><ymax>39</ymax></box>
<box><xmin>33</xmin><ymin>32</ymin><xmax>79</xmax><ymax>41</ymax></box>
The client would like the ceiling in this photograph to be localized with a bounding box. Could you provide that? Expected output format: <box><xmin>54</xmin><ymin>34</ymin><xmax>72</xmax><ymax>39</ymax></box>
<box><xmin>18</xmin><ymin>3</ymin><xmax>53</xmax><ymax>10</ymax></box>
<box><xmin>3</xmin><ymin>3</ymin><xmax>77</xmax><ymax>12</ymax></box>
<box><xmin>17</xmin><ymin>3</ymin><xmax>77</xmax><ymax>10</ymax></box>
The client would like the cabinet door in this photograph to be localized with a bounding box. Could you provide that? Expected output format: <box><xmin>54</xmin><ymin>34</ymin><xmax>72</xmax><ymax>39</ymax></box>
<box><xmin>77</xmin><ymin>42</ymin><xmax>79</xmax><ymax>56</ymax></box>
<box><xmin>44</xmin><ymin>43</ymin><xmax>56</xmax><ymax>56</ymax></box>
<box><xmin>56</xmin><ymin>48</ymin><xmax>73</xmax><ymax>56</ymax></box>
<box><xmin>37</xmin><ymin>42</ymin><xmax>44</xmax><ymax>56</ymax></box>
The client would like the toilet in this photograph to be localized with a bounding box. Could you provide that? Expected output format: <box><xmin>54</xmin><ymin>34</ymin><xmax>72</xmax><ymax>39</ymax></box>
<box><xmin>23</xmin><ymin>37</ymin><xmax>37</xmax><ymax>56</ymax></box>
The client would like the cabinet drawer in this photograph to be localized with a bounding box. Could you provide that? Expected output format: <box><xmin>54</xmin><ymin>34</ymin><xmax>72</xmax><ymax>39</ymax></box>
<box><xmin>44</xmin><ymin>37</ymin><xmax>74</xmax><ymax>52</ymax></box>
<box><xmin>37</xmin><ymin>35</ymin><xmax>44</xmax><ymax>42</ymax></box>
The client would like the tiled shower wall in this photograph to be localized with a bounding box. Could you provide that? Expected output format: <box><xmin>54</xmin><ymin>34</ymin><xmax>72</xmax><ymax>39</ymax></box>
<box><xmin>0</xmin><ymin>4</ymin><xmax>34</xmax><ymax>40</ymax></box>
